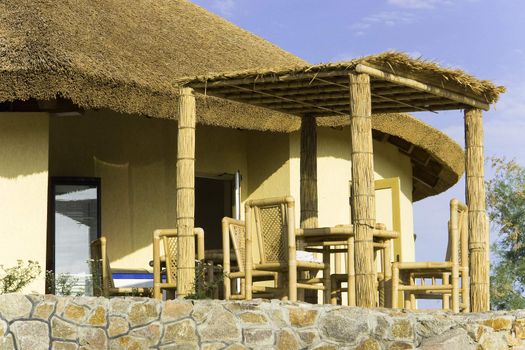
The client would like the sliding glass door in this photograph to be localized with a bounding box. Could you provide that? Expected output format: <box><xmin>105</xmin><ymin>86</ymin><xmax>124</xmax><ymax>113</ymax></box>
<box><xmin>48</xmin><ymin>177</ymin><xmax>100</xmax><ymax>295</ymax></box>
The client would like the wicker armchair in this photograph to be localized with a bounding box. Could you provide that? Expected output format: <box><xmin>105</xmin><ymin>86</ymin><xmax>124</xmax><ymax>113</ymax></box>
<box><xmin>222</xmin><ymin>217</ymin><xmax>278</xmax><ymax>300</ymax></box>
<box><xmin>152</xmin><ymin>228</ymin><xmax>205</xmax><ymax>300</ymax></box>
<box><xmin>245</xmin><ymin>196</ymin><xmax>326</xmax><ymax>301</ymax></box>
<box><xmin>392</xmin><ymin>199</ymin><xmax>469</xmax><ymax>313</ymax></box>
<box><xmin>90</xmin><ymin>237</ymin><xmax>152</xmax><ymax>297</ymax></box>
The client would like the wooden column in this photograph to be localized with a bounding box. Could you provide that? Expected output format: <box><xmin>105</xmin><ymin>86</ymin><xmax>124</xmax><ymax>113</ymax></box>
<box><xmin>464</xmin><ymin>108</ymin><xmax>489</xmax><ymax>311</ymax></box>
<box><xmin>300</xmin><ymin>115</ymin><xmax>325</xmax><ymax>303</ymax></box>
<box><xmin>300</xmin><ymin>115</ymin><xmax>318</xmax><ymax>229</ymax></box>
<box><xmin>349</xmin><ymin>73</ymin><xmax>376</xmax><ymax>307</ymax></box>
<box><xmin>176</xmin><ymin>87</ymin><xmax>196</xmax><ymax>298</ymax></box>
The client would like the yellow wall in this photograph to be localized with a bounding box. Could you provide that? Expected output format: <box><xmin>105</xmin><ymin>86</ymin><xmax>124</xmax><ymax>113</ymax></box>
<box><xmin>46</xmin><ymin>111</ymin><xmax>413</xmax><ymax>280</ymax></box>
<box><xmin>0</xmin><ymin>113</ymin><xmax>49</xmax><ymax>293</ymax></box>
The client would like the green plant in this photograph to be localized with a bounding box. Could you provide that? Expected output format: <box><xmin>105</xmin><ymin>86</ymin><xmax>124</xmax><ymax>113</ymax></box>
<box><xmin>46</xmin><ymin>270</ymin><xmax>80</xmax><ymax>296</ymax></box>
<box><xmin>0</xmin><ymin>260</ymin><xmax>42</xmax><ymax>294</ymax></box>
<box><xmin>185</xmin><ymin>261</ymin><xmax>224</xmax><ymax>299</ymax></box>
<box><xmin>486</xmin><ymin>157</ymin><xmax>525</xmax><ymax>309</ymax></box>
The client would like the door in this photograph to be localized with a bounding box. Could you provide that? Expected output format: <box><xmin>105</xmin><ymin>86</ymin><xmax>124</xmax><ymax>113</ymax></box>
<box><xmin>47</xmin><ymin>177</ymin><xmax>101</xmax><ymax>295</ymax></box>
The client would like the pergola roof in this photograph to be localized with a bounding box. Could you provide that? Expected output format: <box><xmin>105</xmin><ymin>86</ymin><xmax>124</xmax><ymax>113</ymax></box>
<box><xmin>177</xmin><ymin>52</ymin><xmax>504</xmax><ymax>116</ymax></box>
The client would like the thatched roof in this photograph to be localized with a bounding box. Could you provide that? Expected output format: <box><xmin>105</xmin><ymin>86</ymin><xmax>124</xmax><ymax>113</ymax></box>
<box><xmin>0</xmin><ymin>0</ymin><xmax>467</xmax><ymax>200</ymax></box>
<box><xmin>179</xmin><ymin>51</ymin><xmax>505</xmax><ymax>115</ymax></box>
<box><xmin>0</xmin><ymin>0</ymin><xmax>305</xmax><ymax>118</ymax></box>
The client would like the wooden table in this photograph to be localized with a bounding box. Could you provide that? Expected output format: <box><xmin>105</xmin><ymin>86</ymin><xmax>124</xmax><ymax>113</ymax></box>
<box><xmin>296</xmin><ymin>225</ymin><xmax>399</xmax><ymax>306</ymax></box>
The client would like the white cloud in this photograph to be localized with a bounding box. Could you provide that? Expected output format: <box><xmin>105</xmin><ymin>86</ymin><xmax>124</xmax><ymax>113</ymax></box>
<box><xmin>387</xmin><ymin>0</ymin><xmax>453</xmax><ymax>9</ymax></box>
<box><xmin>350</xmin><ymin>11</ymin><xmax>416</xmax><ymax>35</ymax></box>
<box><xmin>212</xmin><ymin>0</ymin><xmax>236</xmax><ymax>17</ymax></box>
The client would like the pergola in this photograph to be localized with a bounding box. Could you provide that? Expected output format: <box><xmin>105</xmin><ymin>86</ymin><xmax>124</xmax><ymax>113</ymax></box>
<box><xmin>173</xmin><ymin>52</ymin><xmax>504</xmax><ymax>311</ymax></box>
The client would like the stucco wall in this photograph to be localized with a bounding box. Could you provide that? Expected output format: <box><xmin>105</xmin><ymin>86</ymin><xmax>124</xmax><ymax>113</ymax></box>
<box><xmin>289</xmin><ymin>127</ymin><xmax>415</xmax><ymax>262</ymax></box>
<box><xmin>0</xmin><ymin>113</ymin><xmax>49</xmax><ymax>293</ymax></box>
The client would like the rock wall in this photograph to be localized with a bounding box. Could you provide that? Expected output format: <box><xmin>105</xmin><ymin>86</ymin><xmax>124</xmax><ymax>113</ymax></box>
<box><xmin>0</xmin><ymin>294</ymin><xmax>524</xmax><ymax>349</ymax></box>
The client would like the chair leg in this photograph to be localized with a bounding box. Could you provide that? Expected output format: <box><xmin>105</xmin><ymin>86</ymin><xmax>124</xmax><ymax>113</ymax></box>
<box><xmin>392</xmin><ymin>264</ymin><xmax>399</xmax><ymax>308</ymax></box>
<box><xmin>452</xmin><ymin>266</ymin><xmax>460</xmax><ymax>313</ymax></box>
<box><xmin>323</xmin><ymin>247</ymin><xmax>331</xmax><ymax>304</ymax></box>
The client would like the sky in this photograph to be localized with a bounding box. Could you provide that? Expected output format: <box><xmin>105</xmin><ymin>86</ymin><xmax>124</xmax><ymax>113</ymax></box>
<box><xmin>191</xmin><ymin>0</ymin><xmax>525</xmax><ymax>262</ymax></box>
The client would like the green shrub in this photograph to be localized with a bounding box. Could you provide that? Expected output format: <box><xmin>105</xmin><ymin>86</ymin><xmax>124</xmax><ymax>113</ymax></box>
<box><xmin>0</xmin><ymin>260</ymin><xmax>42</xmax><ymax>294</ymax></box>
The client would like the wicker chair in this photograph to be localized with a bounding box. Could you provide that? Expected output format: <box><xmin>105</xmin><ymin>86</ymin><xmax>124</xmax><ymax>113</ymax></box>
<box><xmin>222</xmin><ymin>217</ymin><xmax>278</xmax><ymax>300</ymax></box>
<box><xmin>152</xmin><ymin>228</ymin><xmax>205</xmax><ymax>300</ymax></box>
<box><xmin>391</xmin><ymin>199</ymin><xmax>469</xmax><ymax>313</ymax></box>
<box><xmin>245</xmin><ymin>196</ymin><xmax>326</xmax><ymax>302</ymax></box>
<box><xmin>90</xmin><ymin>236</ymin><xmax>152</xmax><ymax>297</ymax></box>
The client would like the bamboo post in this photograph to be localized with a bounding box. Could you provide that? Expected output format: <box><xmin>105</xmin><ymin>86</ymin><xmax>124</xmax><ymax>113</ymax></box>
<box><xmin>349</xmin><ymin>73</ymin><xmax>376</xmax><ymax>307</ymax></box>
<box><xmin>245</xmin><ymin>203</ymin><xmax>253</xmax><ymax>300</ymax></box>
<box><xmin>176</xmin><ymin>87</ymin><xmax>196</xmax><ymax>298</ymax></box>
<box><xmin>450</xmin><ymin>199</ymin><xmax>460</xmax><ymax>313</ymax></box>
<box><xmin>464</xmin><ymin>108</ymin><xmax>489</xmax><ymax>312</ymax></box>
<box><xmin>299</xmin><ymin>115</ymin><xmax>326</xmax><ymax>303</ymax></box>
<box><xmin>300</xmin><ymin>115</ymin><xmax>319</xmax><ymax>229</ymax></box>
<box><xmin>222</xmin><ymin>219</ymin><xmax>231</xmax><ymax>300</ymax></box>
<box><xmin>286</xmin><ymin>198</ymin><xmax>298</xmax><ymax>302</ymax></box>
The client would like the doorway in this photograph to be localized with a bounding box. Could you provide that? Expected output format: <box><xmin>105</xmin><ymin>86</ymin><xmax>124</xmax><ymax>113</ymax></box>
<box><xmin>195</xmin><ymin>176</ymin><xmax>235</xmax><ymax>250</ymax></box>
<box><xmin>47</xmin><ymin>177</ymin><xmax>101</xmax><ymax>295</ymax></box>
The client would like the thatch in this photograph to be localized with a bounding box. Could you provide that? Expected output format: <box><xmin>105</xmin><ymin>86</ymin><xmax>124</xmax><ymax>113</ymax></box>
<box><xmin>179</xmin><ymin>51</ymin><xmax>505</xmax><ymax>104</ymax></box>
<box><xmin>0</xmin><ymin>0</ymin><xmax>464</xmax><ymax>200</ymax></box>
<box><xmin>0</xmin><ymin>0</ymin><xmax>305</xmax><ymax>119</ymax></box>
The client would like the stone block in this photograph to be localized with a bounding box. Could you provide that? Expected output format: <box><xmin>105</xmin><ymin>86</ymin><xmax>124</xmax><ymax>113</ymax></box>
<box><xmin>357</xmin><ymin>338</ymin><xmax>381</xmax><ymax>350</ymax></box>
<box><xmin>392</xmin><ymin>319</ymin><xmax>414</xmax><ymax>340</ymax></box>
<box><xmin>63</xmin><ymin>304</ymin><xmax>88</xmax><ymax>323</ymax></box>
<box><xmin>10</xmin><ymin>320</ymin><xmax>49</xmax><ymax>350</ymax></box>
<box><xmin>51</xmin><ymin>341</ymin><xmax>78</xmax><ymax>350</ymax></box>
<box><xmin>276</xmin><ymin>328</ymin><xmax>299</xmax><ymax>350</ymax></box>
<box><xmin>318</xmin><ymin>308</ymin><xmax>368</xmax><ymax>344</ymax></box>
<box><xmin>0</xmin><ymin>295</ymin><xmax>32</xmax><ymax>322</ymax></box>
<box><xmin>109</xmin><ymin>335</ymin><xmax>150</xmax><ymax>350</ymax></box>
<box><xmin>78</xmin><ymin>327</ymin><xmax>107</xmax><ymax>350</ymax></box>
<box><xmin>0</xmin><ymin>334</ymin><xmax>15</xmax><ymax>350</ymax></box>
<box><xmin>162</xmin><ymin>319</ymin><xmax>198</xmax><ymax>344</ymax></box>
<box><xmin>51</xmin><ymin>317</ymin><xmax>78</xmax><ymax>341</ymax></box>
<box><xmin>289</xmin><ymin>308</ymin><xmax>318</xmax><ymax>327</ymax></box>
<box><xmin>239</xmin><ymin>312</ymin><xmax>268</xmax><ymax>324</ymax></box>
<box><xmin>130</xmin><ymin>322</ymin><xmax>161</xmax><ymax>346</ymax></box>
<box><xmin>33</xmin><ymin>302</ymin><xmax>55</xmax><ymax>321</ymax></box>
<box><xmin>297</xmin><ymin>329</ymin><xmax>319</xmax><ymax>346</ymax></box>
<box><xmin>198</xmin><ymin>305</ymin><xmax>241</xmax><ymax>342</ymax></box>
<box><xmin>243</xmin><ymin>328</ymin><xmax>274</xmax><ymax>347</ymax></box>
<box><xmin>481</xmin><ymin>316</ymin><xmax>513</xmax><ymax>331</ymax></box>
<box><xmin>161</xmin><ymin>300</ymin><xmax>192</xmax><ymax>322</ymax></box>
<box><xmin>88</xmin><ymin>306</ymin><xmax>106</xmax><ymax>327</ymax></box>
<box><xmin>107</xmin><ymin>316</ymin><xmax>129</xmax><ymax>338</ymax></box>
<box><xmin>128</xmin><ymin>301</ymin><xmax>159</xmax><ymax>328</ymax></box>
<box><xmin>419</xmin><ymin>328</ymin><xmax>476</xmax><ymax>350</ymax></box>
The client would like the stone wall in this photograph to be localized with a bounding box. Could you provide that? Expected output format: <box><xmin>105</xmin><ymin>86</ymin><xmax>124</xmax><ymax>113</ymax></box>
<box><xmin>0</xmin><ymin>294</ymin><xmax>524</xmax><ymax>349</ymax></box>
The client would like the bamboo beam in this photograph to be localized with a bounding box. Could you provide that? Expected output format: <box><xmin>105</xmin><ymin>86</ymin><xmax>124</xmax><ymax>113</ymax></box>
<box><xmin>464</xmin><ymin>108</ymin><xmax>489</xmax><ymax>312</ymax></box>
<box><xmin>355</xmin><ymin>64</ymin><xmax>490</xmax><ymax>111</ymax></box>
<box><xmin>349</xmin><ymin>73</ymin><xmax>376</xmax><ymax>307</ymax></box>
<box><xmin>176</xmin><ymin>87</ymin><xmax>196</xmax><ymax>298</ymax></box>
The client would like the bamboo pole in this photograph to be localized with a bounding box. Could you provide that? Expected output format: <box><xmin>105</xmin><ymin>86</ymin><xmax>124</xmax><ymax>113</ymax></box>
<box><xmin>300</xmin><ymin>115</ymin><xmax>319</xmax><ymax>229</ymax></box>
<box><xmin>355</xmin><ymin>64</ymin><xmax>490</xmax><ymax>111</ymax></box>
<box><xmin>299</xmin><ymin>115</ymin><xmax>323</xmax><ymax>302</ymax></box>
<box><xmin>349</xmin><ymin>73</ymin><xmax>376</xmax><ymax>307</ymax></box>
<box><xmin>464</xmin><ymin>108</ymin><xmax>489</xmax><ymax>312</ymax></box>
<box><xmin>176</xmin><ymin>87</ymin><xmax>196</xmax><ymax>298</ymax></box>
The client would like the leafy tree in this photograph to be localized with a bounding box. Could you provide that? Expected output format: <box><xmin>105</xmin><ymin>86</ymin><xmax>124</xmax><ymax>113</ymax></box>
<box><xmin>486</xmin><ymin>157</ymin><xmax>525</xmax><ymax>309</ymax></box>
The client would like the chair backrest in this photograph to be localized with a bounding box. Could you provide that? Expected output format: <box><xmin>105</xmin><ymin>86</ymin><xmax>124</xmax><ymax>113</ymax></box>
<box><xmin>90</xmin><ymin>236</ymin><xmax>114</xmax><ymax>297</ymax></box>
<box><xmin>222</xmin><ymin>217</ymin><xmax>247</xmax><ymax>272</ymax></box>
<box><xmin>445</xmin><ymin>199</ymin><xmax>468</xmax><ymax>267</ymax></box>
<box><xmin>246</xmin><ymin>196</ymin><xmax>295</xmax><ymax>265</ymax></box>
<box><xmin>154</xmin><ymin>228</ymin><xmax>205</xmax><ymax>284</ymax></box>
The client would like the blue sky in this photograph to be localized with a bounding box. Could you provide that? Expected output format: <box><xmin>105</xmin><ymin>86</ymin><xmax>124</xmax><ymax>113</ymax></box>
<box><xmin>192</xmin><ymin>0</ymin><xmax>525</xmax><ymax>261</ymax></box>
